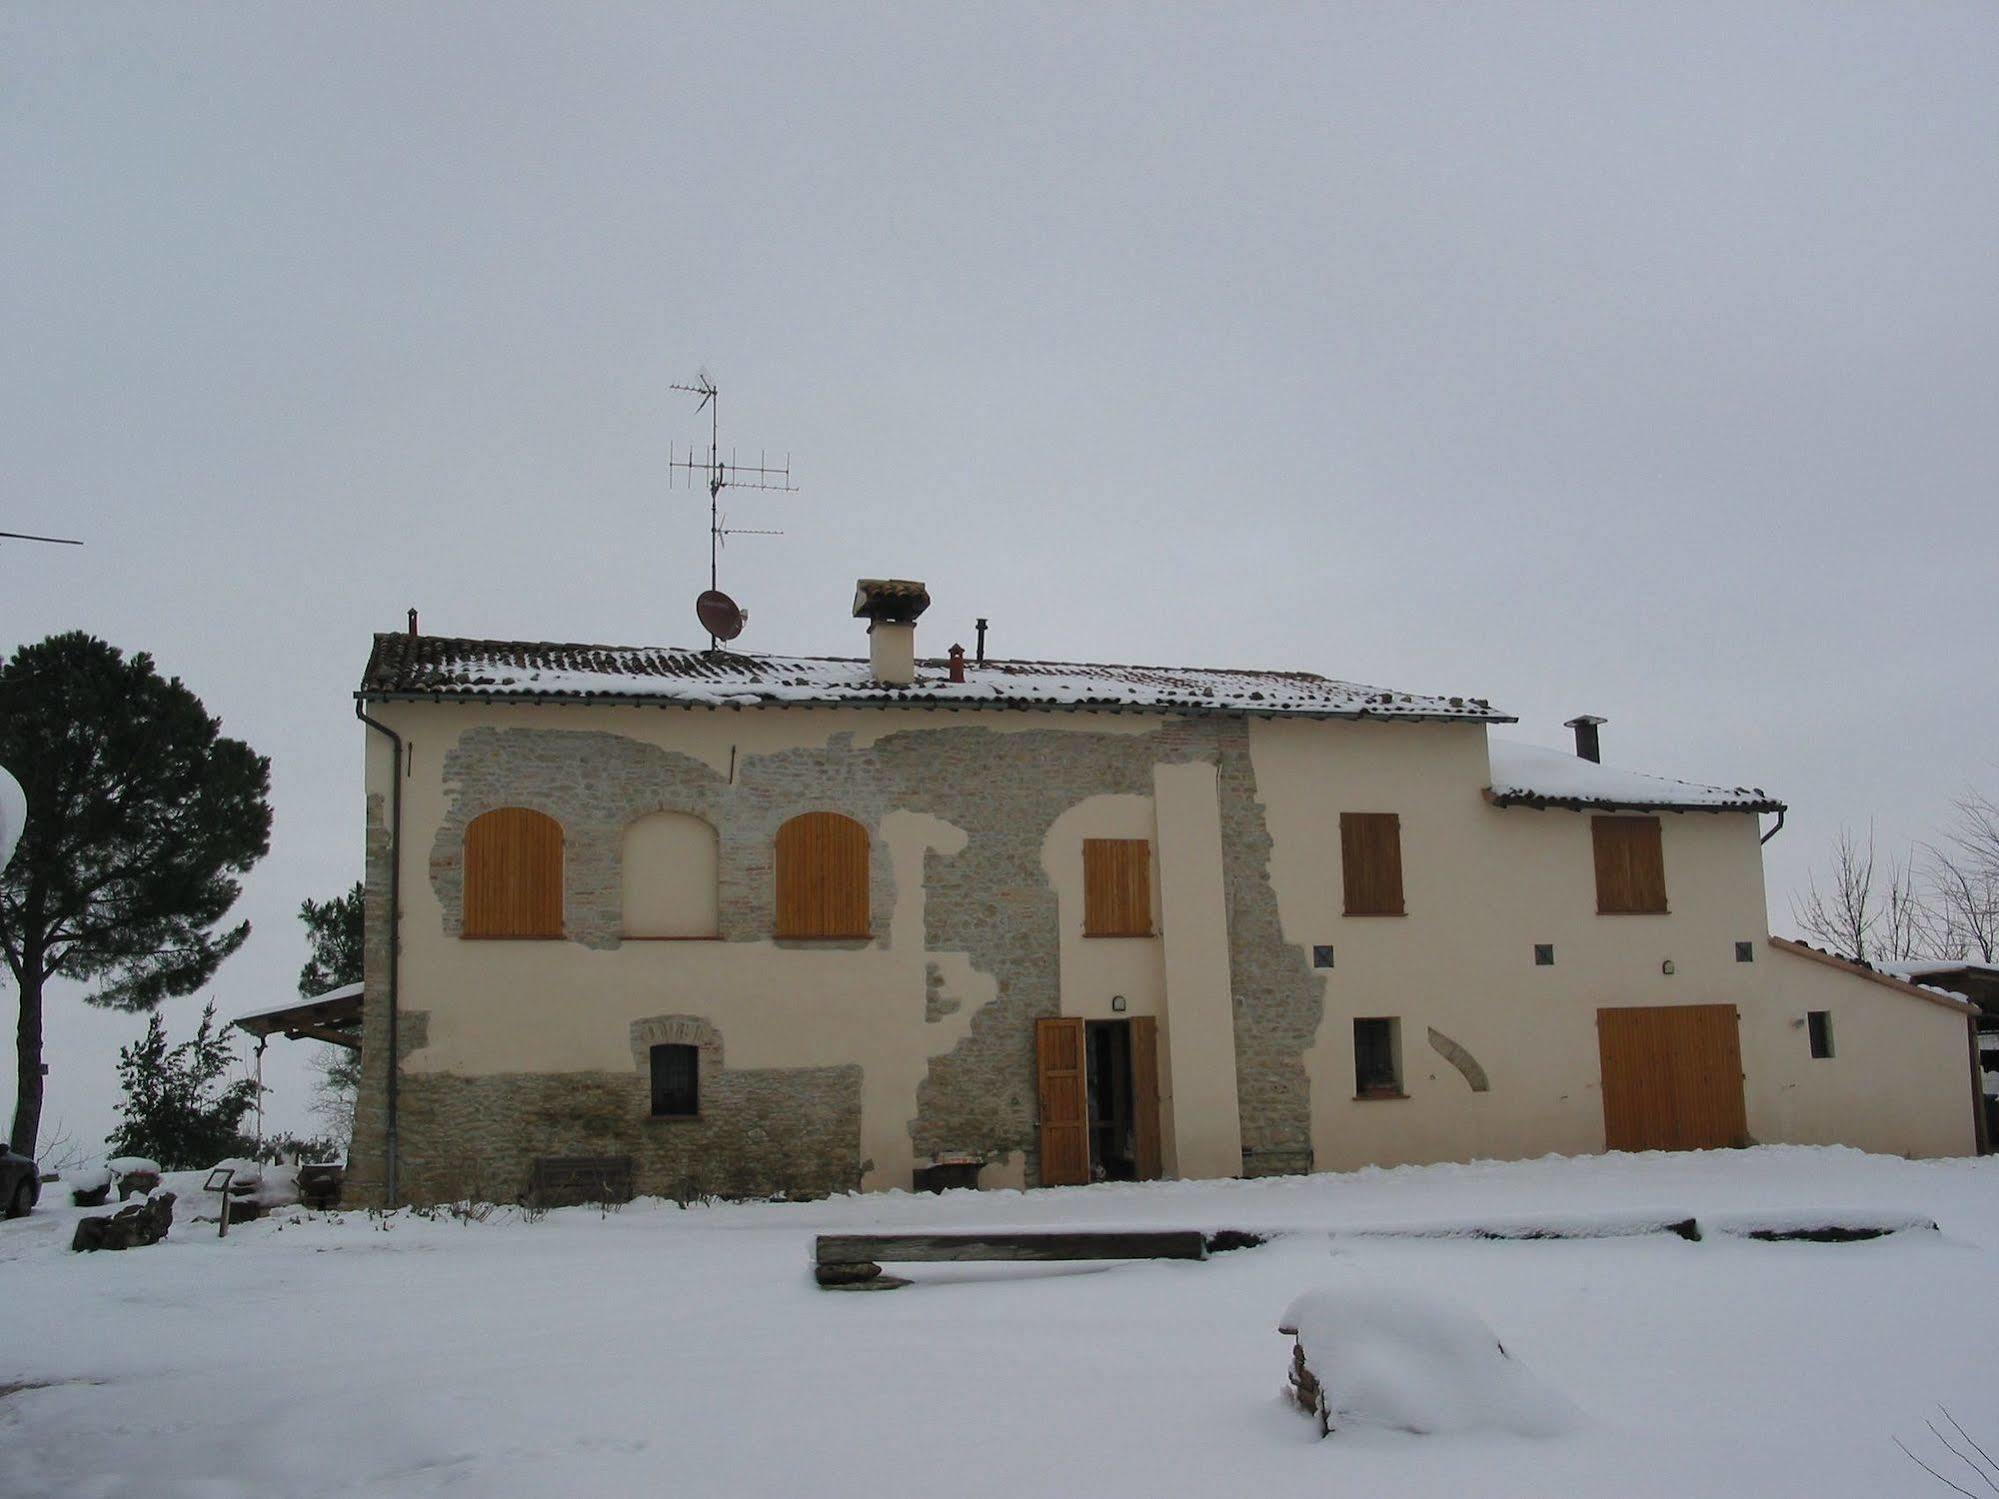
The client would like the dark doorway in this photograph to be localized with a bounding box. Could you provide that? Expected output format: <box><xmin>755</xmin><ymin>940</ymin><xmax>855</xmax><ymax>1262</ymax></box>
<box><xmin>1087</xmin><ymin>1020</ymin><xmax>1138</xmax><ymax>1181</ymax></box>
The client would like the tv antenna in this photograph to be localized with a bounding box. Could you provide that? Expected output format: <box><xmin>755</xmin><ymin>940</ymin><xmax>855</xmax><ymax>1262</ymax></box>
<box><xmin>668</xmin><ymin>371</ymin><xmax>796</xmax><ymax>648</ymax></box>
<box><xmin>1</xmin><ymin>530</ymin><xmax>82</xmax><ymax>548</ymax></box>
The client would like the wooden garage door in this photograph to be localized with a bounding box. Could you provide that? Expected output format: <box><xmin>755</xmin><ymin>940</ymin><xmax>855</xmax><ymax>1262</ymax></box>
<box><xmin>1597</xmin><ymin>1004</ymin><xmax>1748</xmax><ymax>1152</ymax></box>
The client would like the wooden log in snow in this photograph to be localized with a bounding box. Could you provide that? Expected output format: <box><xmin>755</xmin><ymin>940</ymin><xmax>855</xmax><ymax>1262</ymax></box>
<box><xmin>815</xmin><ymin>1230</ymin><xmax>1208</xmax><ymax>1265</ymax></box>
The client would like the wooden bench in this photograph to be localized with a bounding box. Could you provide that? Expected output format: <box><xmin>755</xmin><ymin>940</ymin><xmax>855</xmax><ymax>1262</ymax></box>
<box><xmin>528</xmin><ymin>1155</ymin><xmax>634</xmax><ymax>1208</ymax></box>
<box><xmin>813</xmin><ymin>1230</ymin><xmax>1209</xmax><ymax>1289</ymax></box>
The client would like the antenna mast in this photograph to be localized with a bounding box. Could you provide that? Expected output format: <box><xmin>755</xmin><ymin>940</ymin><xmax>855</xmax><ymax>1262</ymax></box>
<box><xmin>668</xmin><ymin>372</ymin><xmax>796</xmax><ymax>646</ymax></box>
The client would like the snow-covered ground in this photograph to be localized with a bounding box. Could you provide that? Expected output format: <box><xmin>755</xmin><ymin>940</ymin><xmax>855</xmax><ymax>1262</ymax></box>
<box><xmin>3</xmin><ymin>1146</ymin><xmax>1995</xmax><ymax>1497</ymax></box>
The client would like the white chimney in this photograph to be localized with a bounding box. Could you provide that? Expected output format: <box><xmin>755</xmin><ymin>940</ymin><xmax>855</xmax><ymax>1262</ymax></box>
<box><xmin>852</xmin><ymin>579</ymin><xmax>931</xmax><ymax>687</ymax></box>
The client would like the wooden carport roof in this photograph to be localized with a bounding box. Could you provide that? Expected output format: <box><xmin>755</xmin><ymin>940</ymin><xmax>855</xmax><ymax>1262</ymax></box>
<box><xmin>231</xmin><ymin>982</ymin><xmax>363</xmax><ymax>1051</ymax></box>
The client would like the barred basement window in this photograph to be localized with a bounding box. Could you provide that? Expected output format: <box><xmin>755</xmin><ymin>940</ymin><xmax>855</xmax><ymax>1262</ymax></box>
<box><xmin>650</xmin><ymin>1043</ymin><xmax>700</xmax><ymax>1117</ymax></box>
<box><xmin>1807</xmin><ymin>1011</ymin><xmax>1834</xmax><ymax>1060</ymax></box>
<box><xmin>1354</xmin><ymin>1017</ymin><xmax>1402</xmax><ymax>1098</ymax></box>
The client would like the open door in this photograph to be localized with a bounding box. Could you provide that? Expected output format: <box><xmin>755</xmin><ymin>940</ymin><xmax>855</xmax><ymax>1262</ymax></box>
<box><xmin>1130</xmin><ymin>1015</ymin><xmax>1163</xmax><ymax>1181</ymax></box>
<box><xmin>1036</xmin><ymin>1017</ymin><xmax>1090</xmax><ymax>1187</ymax></box>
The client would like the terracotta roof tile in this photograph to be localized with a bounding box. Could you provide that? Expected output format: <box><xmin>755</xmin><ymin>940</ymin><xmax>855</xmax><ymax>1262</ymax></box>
<box><xmin>359</xmin><ymin>634</ymin><xmax>1513</xmax><ymax>723</ymax></box>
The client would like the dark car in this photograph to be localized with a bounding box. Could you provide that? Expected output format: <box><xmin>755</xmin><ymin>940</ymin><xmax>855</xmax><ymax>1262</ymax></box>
<box><xmin>1</xmin><ymin>1144</ymin><xmax>40</xmax><ymax>1218</ymax></box>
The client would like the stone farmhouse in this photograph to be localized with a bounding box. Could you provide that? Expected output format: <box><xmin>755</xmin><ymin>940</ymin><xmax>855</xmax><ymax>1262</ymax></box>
<box><xmin>340</xmin><ymin>580</ymin><xmax>1983</xmax><ymax>1206</ymax></box>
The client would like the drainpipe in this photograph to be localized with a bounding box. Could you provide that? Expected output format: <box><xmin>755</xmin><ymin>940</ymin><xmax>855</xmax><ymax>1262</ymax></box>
<box><xmin>1760</xmin><ymin>808</ymin><xmax>1786</xmax><ymax>845</ymax></box>
<box><xmin>354</xmin><ymin>700</ymin><xmax>402</xmax><ymax>1206</ymax></box>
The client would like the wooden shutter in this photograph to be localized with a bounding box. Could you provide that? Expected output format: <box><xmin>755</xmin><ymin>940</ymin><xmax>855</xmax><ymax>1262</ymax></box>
<box><xmin>1083</xmin><ymin>839</ymin><xmax>1153</xmax><ymax>936</ymax></box>
<box><xmin>463</xmin><ymin>808</ymin><xmax>563</xmax><ymax>938</ymax></box>
<box><xmin>1340</xmin><ymin>812</ymin><xmax>1405</xmax><ymax>916</ymax></box>
<box><xmin>1130</xmin><ymin>1015</ymin><xmax>1163</xmax><ymax>1182</ymax></box>
<box><xmin>1592</xmin><ymin>816</ymin><xmax>1668</xmax><ymax>914</ymax></box>
<box><xmin>775</xmin><ymin>812</ymin><xmax>870</xmax><ymax>939</ymax></box>
<box><xmin>1597</xmin><ymin>1004</ymin><xmax>1747</xmax><ymax>1151</ymax></box>
<box><xmin>1036</xmin><ymin>1017</ymin><xmax>1090</xmax><ymax>1187</ymax></box>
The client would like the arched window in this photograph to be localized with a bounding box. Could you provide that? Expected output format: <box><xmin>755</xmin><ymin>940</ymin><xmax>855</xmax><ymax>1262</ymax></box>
<box><xmin>462</xmin><ymin>807</ymin><xmax>563</xmax><ymax>938</ymax></box>
<box><xmin>774</xmin><ymin>811</ymin><xmax>869</xmax><ymax>939</ymax></box>
<box><xmin>622</xmin><ymin>812</ymin><xmax>720</xmax><ymax>939</ymax></box>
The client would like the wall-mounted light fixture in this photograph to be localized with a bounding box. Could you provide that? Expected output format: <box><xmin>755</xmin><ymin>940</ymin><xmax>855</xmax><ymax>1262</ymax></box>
<box><xmin>1661</xmin><ymin>959</ymin><xmax>1676</xmax><ymax>976</ymax></box>
<box><xmin>1110</xmin><ymin>994</ymin><xmax>1128</xmax><ymax>1013</ymax></box>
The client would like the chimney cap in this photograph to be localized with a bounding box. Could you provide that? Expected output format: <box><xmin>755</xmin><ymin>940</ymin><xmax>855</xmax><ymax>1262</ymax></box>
<box><xmin>1563</xmin><ymin>714</ymin><xmax>1607</xmax><ymax>728</ymax></box>
<box><xmin>852</xmin><ymin>578</ymin><xmax>931</xmax><ymax>623</ymax></box>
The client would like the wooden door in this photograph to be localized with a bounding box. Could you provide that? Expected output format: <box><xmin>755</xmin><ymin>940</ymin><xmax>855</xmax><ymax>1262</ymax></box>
<box><xmin>1597</xmin><ymin>1004</ymin><xmax>1748</xmax><ymax>1152</ymax></box>
<box><xmin>1130</xmin><ymin>1016</ymin><xmax>1163</xmax><ymax>1181</ymax></box>
<box><xmin>1036</xmin><ymin>1017</ymin><xmax>1090</xmax><ymax>1187</ymax></box>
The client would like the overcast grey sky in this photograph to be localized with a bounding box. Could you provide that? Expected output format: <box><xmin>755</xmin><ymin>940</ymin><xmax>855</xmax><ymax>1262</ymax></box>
<box><xmin>5</xmin><ymin>4</ymin><xmax>1996</xmax><ymax>1155</ymax></box>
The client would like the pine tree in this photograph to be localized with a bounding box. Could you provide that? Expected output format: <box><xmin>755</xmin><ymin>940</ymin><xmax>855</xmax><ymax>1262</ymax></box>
<box><xmin>297</xmin><ymin>882</ymin><xmax>363</xmax><ymax>997</ymax></box>
<box><xmin>0</xmin><ymin>632</ymin><xmax>272</xmax><ymax>1155</ymax></box>
<box><xmin>297</xmin><ymin>882</ymin><xmax>364</xmax><ymax>1129</ymax></box>
<box><xmin>105</xmin><ymin>1002</ymin><xmax>259</xmax><ymax>1169</ymax></box>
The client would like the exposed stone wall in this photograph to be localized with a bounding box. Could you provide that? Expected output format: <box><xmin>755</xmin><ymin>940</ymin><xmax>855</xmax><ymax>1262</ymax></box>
<box><xmin>427</xmin><ymin>727</ymin><xmax>899</xmax><ymax>950</ymax></box>
<box><xmin>346</xmin><ymin>791</ymin><xmax>393</xmax><ymax>1204</ymax></box>
<box><xmin>923</xmin><ymin>961</ymin><xmax>961</xmax><ymax>1023</ymax></box>
<box><xmin>359</xmin><ymin>709</ymin><xmax>1327</xmax><ymax>1200</ymax></box>
<box><xmin>1214</xmin><ymin>718</ymin><xmax>1321</xmax><ymax>1176</ymax></box>
<box><xmin>393</xmin><ymin>1054</ymin><xmax>865</xmax><ymax>1205</ymax></box>
<box><xmin>886</xmin><ymin>722</ymin><xmax>1214</xmax><ymax>1178</ymax></box>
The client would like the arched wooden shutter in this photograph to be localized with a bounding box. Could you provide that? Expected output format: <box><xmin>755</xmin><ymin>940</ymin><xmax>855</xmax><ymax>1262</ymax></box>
<box><xmin>463</xmin><ymin>808</ymin><xmax>564</xmax><ymax>938</ymax></box>
<box><xmin>774</xmin><ymin>812</ymin><xmax>869</xmax><ymax>939</ymax></box>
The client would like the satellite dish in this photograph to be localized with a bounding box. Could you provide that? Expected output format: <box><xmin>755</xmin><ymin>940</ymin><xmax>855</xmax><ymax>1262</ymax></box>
<box><xmin>696</xmin><ymin>589</ymin><xmax>745</xmax><ymax>643</ymax></box>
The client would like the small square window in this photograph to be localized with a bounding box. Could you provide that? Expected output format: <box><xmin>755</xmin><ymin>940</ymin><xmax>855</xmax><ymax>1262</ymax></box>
<box><xmin>1312</xmin><ymin>945</ymin><xmax>1335</xmax><ymax>970</ymax></box>
<box><xmin>650</xmin><ymin>1042</ymin><xmax>700</xmax><ymax>1116</ymax></box>
<box><xmin>1807</xmin><ymin>1011</ymin><xmax>1834</xmax><ymax>1060</ymax></box>
<box><xmin>1354</xmin><ymin>1018</ymin><xmax>1401</xmax><ymax>1098</ymax></box>
<box><xmin>1735</xmin><ymin>941</ymin><xmax>1755</xmax><ymax>963</ymax></box>
<box><xmin>1534</xmin><ymin>943</ymin><xmax>1554</xmax><ymax>966</ymax></box>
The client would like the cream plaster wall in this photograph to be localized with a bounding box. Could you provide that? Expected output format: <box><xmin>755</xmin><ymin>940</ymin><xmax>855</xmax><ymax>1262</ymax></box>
<box><xmin>369</xmin><ymin>699</ymin><xmax>1159</xmax><ymax>1194</ymax></box>
<box><xmin>1245</xmin><ymin>717</ymin><xmax>1960</xmax><ymax>1170</ymax></box>
<box><xmin>1044</xmin><ymin>794</ymin><xmax>1165</xmax><ymax>1022</ymax></box>
<box><xmin>1152</xmin><ymin>760</ymin><xmax>1245</xmax><ymax>1180</ymax></box>
<box><xmin>1744</xmin><ymin>945</ymin><xmax>1977</xmax><ymax>1157</ymax></box>
<box><xmin>366</xmin><ymin>693</ymin><xmax>1976</xmax><ymax>1200</ymax></box>
<box><xmin>621</xmin><ymin>812</ymin><xmax>719</xmax><ymax>937</ymax></box>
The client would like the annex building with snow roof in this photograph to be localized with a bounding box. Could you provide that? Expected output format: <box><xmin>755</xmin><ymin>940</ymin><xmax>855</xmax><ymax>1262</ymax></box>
<box><xmin>341</xmin><ymin>580</ymin><xmax>1983</xmax><ymax>1206</ymax></box>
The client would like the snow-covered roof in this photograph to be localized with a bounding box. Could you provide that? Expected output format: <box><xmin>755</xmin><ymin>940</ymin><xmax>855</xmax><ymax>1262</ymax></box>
<box><xmin>358</xmin><ymin>635</ymin><xmax>1514</xmax><ymax>724</ymax></box>
<box><xmin>232</xmin><ymin>982</ymin><xmax>364</xmax><ymax>1045</ymax></box>
<box><xmin>1768</xmin><ymin>939</ymin><xmax>1981</xmax><ymax>1015</ymax></box>
<box><xmin>1485</xmin><ymin>740</ymin><xmax>1783</xmax><ymax>814</ymax></box>
<box><xmin>1876</xmin><ymin>959</ymin><xmax>1999</xmax><ymax>982</ymax></box>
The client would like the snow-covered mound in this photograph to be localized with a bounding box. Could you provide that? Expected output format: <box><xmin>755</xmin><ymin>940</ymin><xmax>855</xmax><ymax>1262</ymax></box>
<box><xmin>1282</xmin><ymin>1285</ymin><xmax>1583</xmax><ymax>1438</ymax></box>
<box><xmin>64</xmin><ymin>1165</ymin><xmax>112</xmax><ymax>1194</ymax></box>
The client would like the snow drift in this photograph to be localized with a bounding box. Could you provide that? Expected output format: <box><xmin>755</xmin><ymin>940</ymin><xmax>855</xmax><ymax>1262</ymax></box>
<box><xmin>1281</xmin><ymin>1285</ymin><xmax>1583</xmax><ymax>1438</ymax></box>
